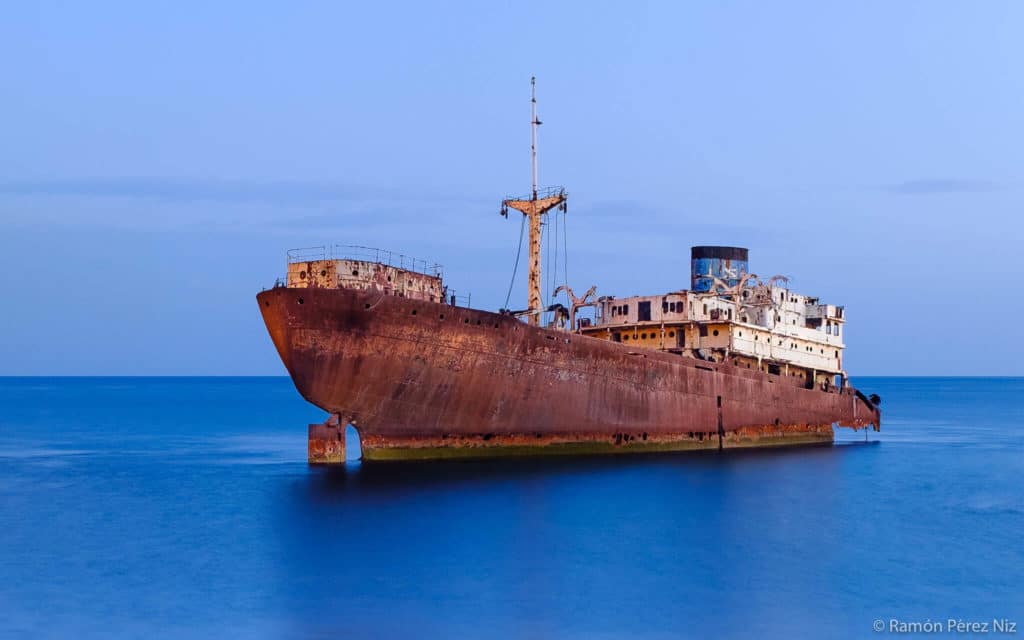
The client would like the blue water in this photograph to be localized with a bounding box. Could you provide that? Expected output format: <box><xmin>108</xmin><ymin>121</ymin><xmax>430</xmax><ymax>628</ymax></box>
<box><xmin>1</xmin><ymin>377</ymin><xmax>1021</xmax><ymax>638</ymax></box>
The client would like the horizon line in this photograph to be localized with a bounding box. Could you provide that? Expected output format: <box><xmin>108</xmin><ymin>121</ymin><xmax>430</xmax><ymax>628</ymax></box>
<box><xmin>2</xmin><ymin>374</ymin><xmax>1022</xmax><ymax>379</ymax></box>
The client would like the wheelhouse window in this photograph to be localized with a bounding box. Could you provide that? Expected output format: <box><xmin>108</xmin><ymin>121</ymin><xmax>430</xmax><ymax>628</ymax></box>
<box><xmin>638</xmin><ymin>301</ymin><xmax>651</xmax><ymax>322</ymax></box>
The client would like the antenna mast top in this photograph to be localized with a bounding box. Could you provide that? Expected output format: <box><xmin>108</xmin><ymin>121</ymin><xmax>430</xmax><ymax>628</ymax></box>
<box><xmin>531</xmin><ymin>76</ymin><xmax>539</xmax><ymax>200</ymax></box>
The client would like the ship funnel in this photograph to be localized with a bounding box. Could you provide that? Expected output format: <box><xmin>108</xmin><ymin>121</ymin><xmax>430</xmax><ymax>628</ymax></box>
<box><xmin>690</xmin><ymin>246</ymin><xmax>749</xmax><ymax>292</ymax></box>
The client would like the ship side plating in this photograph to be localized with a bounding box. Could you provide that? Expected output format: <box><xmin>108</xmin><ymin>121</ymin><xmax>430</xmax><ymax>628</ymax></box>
<box><xmin>257</xmin><ymin>270</ymin><xmax>879</xmax><ymax>461</ymax></box>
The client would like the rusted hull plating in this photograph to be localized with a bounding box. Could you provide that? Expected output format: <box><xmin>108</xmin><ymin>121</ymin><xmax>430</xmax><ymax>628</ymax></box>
<box><xmin>257</xmin><ymin>286</ymin><xmax>880</xmax><ymax>462</ymax></box>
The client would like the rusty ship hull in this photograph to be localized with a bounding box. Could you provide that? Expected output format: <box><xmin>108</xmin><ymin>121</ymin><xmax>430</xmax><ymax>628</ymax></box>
<box><xmin>257</xmin><ymin>285</ymin><xmax>880</xmax><ymax>462</ymax></box>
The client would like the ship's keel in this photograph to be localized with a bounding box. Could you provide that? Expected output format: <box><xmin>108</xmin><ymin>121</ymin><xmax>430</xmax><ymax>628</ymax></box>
<box><xmin>307</xmin><ymin>416</ymin><xmax>835</xmax><ymax>463</ymax></box>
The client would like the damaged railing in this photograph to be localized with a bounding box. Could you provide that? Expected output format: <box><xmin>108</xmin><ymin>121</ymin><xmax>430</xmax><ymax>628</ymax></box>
<box><xmin>287</xmin><ymin>245</ymin><xmax>443</xmax><ymax>279</ymax></box>
<box><xmin>446</xmin><ymin>290</ymin><xmax>472</xmax><ymax>308</ymax></box>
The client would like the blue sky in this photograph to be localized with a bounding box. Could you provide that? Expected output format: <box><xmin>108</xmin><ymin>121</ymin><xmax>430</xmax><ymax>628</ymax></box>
<box><xmin>1</xmin><ymin>1</ymin><xmax>1021</xmax><ymax>375</ymax></box>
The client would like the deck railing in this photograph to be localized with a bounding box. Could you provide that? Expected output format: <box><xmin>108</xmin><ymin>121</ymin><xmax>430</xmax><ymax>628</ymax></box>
<box><xmin>287</xmin><ymin>245</ymin><xmax>443</xmax><ymax>279</ymax></box>
<box><xmin>502</xmin><ymin>185</ymin><xmax>567</xmax><ymax>203</ymax></box>
<box><xmin>447</xmin><ymin>291</ymin><xmax>472</xmax><ymax>308</ymax></box>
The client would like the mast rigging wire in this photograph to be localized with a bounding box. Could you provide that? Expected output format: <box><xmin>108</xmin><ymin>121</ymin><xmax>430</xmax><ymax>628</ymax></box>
<box><xmin>544</xmin><ymin>215</ymin><xmax>551</xmax><ymax>321</ymax></box>
<box><xmin>552</xmin><ymin>210</ymin><xmax>559</xmax><ymax>303</ymax></box>
<box><xmin>562</xmin><ymin>207</ymin><xmax>569</xmax><ymax>309</ymax></box>
<box><xmin>504</xmin><ymin>214</ymin><xmax>526</xmax><ymax>310</ymax></box>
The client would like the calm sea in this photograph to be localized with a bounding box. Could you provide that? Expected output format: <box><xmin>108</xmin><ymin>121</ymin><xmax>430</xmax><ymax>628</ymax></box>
<box><xmin>1</xmin><ymin>377</ymin><xmax>1021</xmax><ymax>639</ymax></box>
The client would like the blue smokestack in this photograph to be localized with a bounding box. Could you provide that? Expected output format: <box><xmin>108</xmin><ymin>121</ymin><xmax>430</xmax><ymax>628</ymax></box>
<box><xmin>691</xmin><ymin>246</ymin><xmax>749</xmax><ymax>292</ymax></box>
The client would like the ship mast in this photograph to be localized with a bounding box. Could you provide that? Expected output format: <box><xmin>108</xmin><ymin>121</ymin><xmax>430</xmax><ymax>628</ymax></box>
<box><xmin>502</xmin><ymin>76</ymin><xmax>567</xmax><ymax>326</ymax></box>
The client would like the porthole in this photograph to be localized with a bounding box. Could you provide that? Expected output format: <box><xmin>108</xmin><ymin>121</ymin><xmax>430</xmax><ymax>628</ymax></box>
<box><xmin>297</xmin><ymin>297</ymin><xmax>304</xmax><ymax>305</ymax></box>
<box><xmin>668</xmin><ymin>331</ymin><xmax>675</xmax><ymax>337</ymax></box>
<box><xmin>623</xmin><ymin>335</ymin><xmax>630</xmax><ymax>341</ymax></box>
<box><xmin>264</xmin><ymin>301</ymin><xmax>270</xmax><ymax>307</ymax></box>
<box><xmin>411</xmin><ymin>309</ymin><xmax>417</xmax><ymax>316</ymax></box>
<box><xmin>364</xmin><ymin>303</ymin><xmax>371</xmax><ymax>309</ymax></box>
<box><xmin>439</xmin><ymin>314</ymin><xmax>445</xmax><ymax>320</ymax></box>
<box><xmin>352</xmin><ymin>269</ymin><xmax>359</xmax><ymax>276</ymax></box>
<box><xmin>320</xmin><ymin>270</ymin><xmax>327</xmax><ymax>277</ymax></box>
<box><xmin>712</xmin><ymin>329</ymin><xmax>719</xmax><ymax>337</ymax></box>
<box><xmin>641</xmin><ymin>333</ymin><xmax>647</xmax><ymax>339</ymax></box>
<box><xmin>299</xmin><ymin>270</ymin><xmax>307</xmax><ymax>279</ymax></box>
